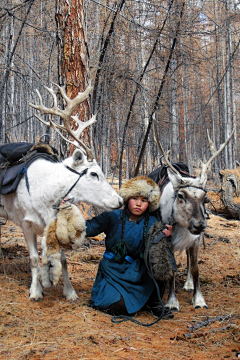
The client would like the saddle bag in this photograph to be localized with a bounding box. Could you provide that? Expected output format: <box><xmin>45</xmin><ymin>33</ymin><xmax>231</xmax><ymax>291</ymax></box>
<box><xmin>148</xmin><ymin>162</ymin><xmax>190</xmax><ymax>189</ymax></box>
<box><xmin>0</xmin><ymin>142</ymin><xmax>58</xmax><ymax>165</ymax></box>
<box><xmin>0</xmin><ymin>142</ymin><xmax>34</xmax><ymax>164</ymax></box>
<box><xmin>144</xmin><ymin>222</ymin><xmax>177</xmax><ymax>282</ymax></box>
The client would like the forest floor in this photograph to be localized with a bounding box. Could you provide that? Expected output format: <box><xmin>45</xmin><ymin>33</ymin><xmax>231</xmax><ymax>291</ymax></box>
<box><xmin>0</xmin><ymin>191</ymin><xmax>239</xmax><ymax>360</ymax></box>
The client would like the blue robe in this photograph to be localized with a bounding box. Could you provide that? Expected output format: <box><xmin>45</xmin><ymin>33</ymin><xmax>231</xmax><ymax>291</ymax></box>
<box><xmin>86</xmin><ymin>209</ymin><xmax>158</xmax><ymax>314</ymax></box>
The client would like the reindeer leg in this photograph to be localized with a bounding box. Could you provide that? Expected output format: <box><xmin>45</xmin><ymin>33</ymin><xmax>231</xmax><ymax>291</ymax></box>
<box><xmin>41</xmin><ymin>262</ymin><xmax>52</xmax><ymax>288</ymax></box>
<box><xmin>61</xmin><ymin>251</ymin><xmax>79</xmax><ymax>301</ymax></box>
<box><xmin>188</xmin><ymin>238</ymin><xmax>208</xmax><ymax>309</ymax></box>
<box><xmin>22</xmin><ymin>221</ymin><xmax>43</xmax><ymax>301</ymax></box>
<box><xmin>165</xmin><ymin>273</ymin><xmax>180</xmax><ymax>311</ymax></box>
<box><xmin>183</xmin><ymin>249</ymin><xmax>194</xmax><ymax>292</ymax></box>
<box><xmin>41</xmin><ymin>233</ymin><xmax>52</xmax><ymax>288</ymax></box>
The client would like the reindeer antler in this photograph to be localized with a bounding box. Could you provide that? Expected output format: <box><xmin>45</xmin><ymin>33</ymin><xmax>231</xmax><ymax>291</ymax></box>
<box><xmin>154</xmin><ymin>122</ymin><xmax>235</xmax><ymax>185</ymax></box>
<box><xmin>200</xmin><ymin>127</ymin><xmax>235</xmax><ymax>184</ymax></box>
<box><xmin>153</xmin><ymin>122</ymin><xmax>184</xmax><ymax>181</ymax></box>
<box><xmin>29</xmin><ymin>83</ymin><xmax>96</xmax><ymax>161</ymax></box>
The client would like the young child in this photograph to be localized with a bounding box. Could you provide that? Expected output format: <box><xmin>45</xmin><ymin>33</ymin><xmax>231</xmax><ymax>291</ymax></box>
<box><xmin>86</xmin><ymin>176</ymin><xmax>172</xmax><ymax>317</ymax></box>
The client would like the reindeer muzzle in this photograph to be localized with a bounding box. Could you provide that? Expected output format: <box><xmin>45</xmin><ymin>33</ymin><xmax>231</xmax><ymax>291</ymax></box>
<box><xmin>189</xmin><ymin>219</ymin><xmax>206</xmax><ymax>235</ymax></box>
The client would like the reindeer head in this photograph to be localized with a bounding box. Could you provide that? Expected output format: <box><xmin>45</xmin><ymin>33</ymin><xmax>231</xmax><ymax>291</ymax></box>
<box><xmin>154</xmin><ymin>123</ymin><xmax>234</xmax><ymax>236</ymax></box>
<box><xmin>166</xmin><ymin>167</ymin><xmax>208</xmax><ymax>234</ymax></box>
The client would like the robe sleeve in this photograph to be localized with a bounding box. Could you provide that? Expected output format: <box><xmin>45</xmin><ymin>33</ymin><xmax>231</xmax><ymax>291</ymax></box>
<box><xmin>86</xmin><ymin>212</ymin><xmax>109</xmax><ymax>237</ymax></box>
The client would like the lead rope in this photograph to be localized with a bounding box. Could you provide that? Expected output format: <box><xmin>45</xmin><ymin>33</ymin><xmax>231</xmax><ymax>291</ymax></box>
<box><xmin>111</xmin><ymin>282</ymin><xmax>166</xmax><ymax>327</ymax></box>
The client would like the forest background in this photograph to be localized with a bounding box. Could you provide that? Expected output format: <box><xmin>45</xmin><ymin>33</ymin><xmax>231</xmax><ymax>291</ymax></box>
<box><xmin>0</xmin><ymin>0</ymin><xmax>240</xmax><ymax>186</ymax></box>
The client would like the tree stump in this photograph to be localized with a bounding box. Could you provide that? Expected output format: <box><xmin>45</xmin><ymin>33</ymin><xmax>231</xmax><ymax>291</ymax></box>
<box><xmin>219</xmin><ymin>167</ymin><xmax>240</xmax><ymax>219</ymax></box>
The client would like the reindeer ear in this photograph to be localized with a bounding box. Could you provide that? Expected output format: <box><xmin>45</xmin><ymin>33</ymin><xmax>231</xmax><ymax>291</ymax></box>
<box><xmin>167</xmin><ymin>167</ymin><xmax>183</xmax><ymax>190</ymax></box>
<box><xmin>72</xmin><ymin>149</ymin><xmax>85</xmax><ymax>166</ymax></box>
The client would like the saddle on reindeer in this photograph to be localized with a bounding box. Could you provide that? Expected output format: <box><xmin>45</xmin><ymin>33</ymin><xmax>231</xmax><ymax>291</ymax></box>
<box><xmin>0</xmin><ymin>141</ymin><xmax>59</xmax><ymax>223</ymax></box>
<box><xmin>0</xmin><ymin>141</ymin><xmax>59</xmax><ymax>195</ymax></box>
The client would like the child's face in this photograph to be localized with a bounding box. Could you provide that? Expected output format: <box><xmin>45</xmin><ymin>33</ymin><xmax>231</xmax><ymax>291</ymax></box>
<box><xmin>128</xmin><ymin>196</ymin><xmax>149</xmax><ymax>219</ymax></box>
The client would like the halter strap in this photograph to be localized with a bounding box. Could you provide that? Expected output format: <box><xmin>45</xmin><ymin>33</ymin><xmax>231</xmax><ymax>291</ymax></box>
<box><xmin>177</xmin><ymin>184</ymin><xmax>207</xmax><ymax>193</ymax></box>
<box><xmin>53</xmin><ymin>167</ymin><xmax>88</xmax><ymax>210</ymax></box>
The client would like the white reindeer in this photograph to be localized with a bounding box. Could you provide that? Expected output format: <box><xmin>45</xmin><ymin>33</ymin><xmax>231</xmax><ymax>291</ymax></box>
<box><xmin>152</xmin><ymin>124</ymin><xmax>234</xmax><ymax>310</ymax></box>
<box><xmin>1</xmin><ymin>83</ymin><xmax>123</xmax><ymax>301</ymax></box>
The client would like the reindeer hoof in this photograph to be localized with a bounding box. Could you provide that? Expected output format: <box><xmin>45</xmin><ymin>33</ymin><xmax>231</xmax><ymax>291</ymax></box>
<box><xmin>165</xmin><ymin>298</ymin><xmax>180</xmax><ymax>311</ymax></box>
<box><xmin>30</xmin><ymin>294</ymin><xmax>44</xmax><ymax>302</ymax></box>
<box><xmin>165</xmin><ymin>305</ymin><xmax>179</xmax><ymax>312</ymax></box>
<box><xmin>169</xmin><ymin>307</ymin><xmax>179</xmax><ymax>312</ymax></box>
<box><xmin>68</xmin><ymin>297</ymin><xmax>80</xmax><ymax>304</ymax></box>
<box><xmin>29</xmin><ymin>287</ymin><xmax>44</xmax><ymax>301</ymax></box>
<box><xmin>194</xmin><ymin>304</ymin><xmax>208</xmax><ymax>309</ymax></box>
<box><xmin>64</xmin><ymin>291</ymin><xmax>79</xmax><ymax>302</ymax></box>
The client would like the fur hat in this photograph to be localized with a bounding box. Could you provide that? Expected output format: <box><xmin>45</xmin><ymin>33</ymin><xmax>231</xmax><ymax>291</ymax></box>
<box><xmin>119</xmin><ymin>176</ymin><xmax>160</xmax><ymax>212</ymax></box>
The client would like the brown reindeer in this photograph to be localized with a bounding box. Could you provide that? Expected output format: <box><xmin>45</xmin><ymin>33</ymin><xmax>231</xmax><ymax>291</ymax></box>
<box><xmin>149</xmin><ymin>124</ymin><xmax>234</xmax><ymax>310</ymax></box>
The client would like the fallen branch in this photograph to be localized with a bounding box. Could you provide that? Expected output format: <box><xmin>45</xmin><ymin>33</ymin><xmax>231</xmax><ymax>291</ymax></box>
<box><xmin>184</xmin><ymin>324</ymin><xmax>237</xmax><ymax>339</ymax></box>
<box><xmin>188</xmin><ymin>315</ymin><xmax>233</xmax><ymax>332</ymax></box>
<box><xmin>67</xmin><ymin>260</ymin><xmax>84</xmax><ymax>266</ymax></box>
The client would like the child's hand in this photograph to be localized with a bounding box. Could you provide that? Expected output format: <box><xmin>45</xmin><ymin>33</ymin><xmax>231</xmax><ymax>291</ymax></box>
<box><xmin>162</xmin><ymin>224</ymin><xmax>172</xmax><ymax>237</ymax></box>
<box><xmin>60</xmin><ymin>197</ymin><xmax>68</xmax><ymax>205</ymax></box>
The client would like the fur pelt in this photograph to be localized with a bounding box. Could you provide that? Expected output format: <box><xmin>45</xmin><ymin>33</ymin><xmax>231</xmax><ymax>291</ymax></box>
<box><xmin>30</xmin><ymin>143</ymin><xmax>58</xmax><ymax>157</ymax></box>
<box><xmin>55</xmin><ymin>203</ymin><xmax>86</xmax><ymax>249</ymax></box>
<box><xmin>119</xmin><ymin>176</ymin><xmax>160</xmax><ymax>212</ymax></box>
<box><xmin>144</xmin><ymin>222</ymin><xmax>177</xmax><ymax>282</ymax></box>
<box><xmin>41</xmin><ymin>202</ymin><xmax>86</xmax><ymax>287</ymax></box>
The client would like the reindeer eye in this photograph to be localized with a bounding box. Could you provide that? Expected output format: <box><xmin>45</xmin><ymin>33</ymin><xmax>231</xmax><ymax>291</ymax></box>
<box><xmin>203</xmin><ymin>196</ymin><xmax>210</xmax><ymax>204</ymax></box>
<box><xmin>90</xmin><ymin>172</ymin><xmax>99</xmax><ymax>180</ymax></box>
<box><xmin>177</xmin><ymin>192</ymin><xmax>185</xmax><ymax>202</ymax></box>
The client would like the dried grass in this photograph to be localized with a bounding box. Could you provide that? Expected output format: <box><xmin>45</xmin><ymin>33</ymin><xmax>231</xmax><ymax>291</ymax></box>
<box><xmin>0</xmin><ymin>209</ymin><xmax>239</xmax><ymax>359</ymax></box>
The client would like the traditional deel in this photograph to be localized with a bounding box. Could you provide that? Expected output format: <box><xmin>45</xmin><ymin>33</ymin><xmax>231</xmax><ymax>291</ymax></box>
<box><xmin>86</xmin><ymin>176</ymin><xmax>161</xmax><ymax>314</ymax></box>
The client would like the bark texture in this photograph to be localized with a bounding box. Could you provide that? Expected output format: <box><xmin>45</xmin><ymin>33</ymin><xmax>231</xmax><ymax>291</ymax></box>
<box><xmin>56</xmin><ymin>0</ymin><xmax>91</xmax><ymax>148</ymax></box>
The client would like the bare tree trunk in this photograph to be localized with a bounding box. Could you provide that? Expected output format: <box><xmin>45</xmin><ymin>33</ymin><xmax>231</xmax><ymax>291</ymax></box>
<box><xmin>171</xmin><ymin>58</ymin><xmax>179</xmax><ymax>161</ymax></box>
<box><xmin>225</xmin><ymin>0</ymin><xmax>236</xmax><ymax>169</ymax></box>
<box><xmin>134</xmin><ymin>0</ymin><xmax>186</xmax><ymax>177</ymax></box>
<box><xmin>119</xmin><ymin>0</ymin><xmax>175</xmax><ymax>185</ymax></box>
<box><xmin>0</xmin><ymin>0</ymin><xmax>35</xmax><ymax>144</ymax></box>
<box><xmin>92</xmin><ymin>0</ymin><xmax>126</xmax><ymax>114</ymax></box>
<box><xmin>56</xmin><ymin>0</ymin><xmax>91</xmax><ymax>154</ymax></box>
<box><xmin>214</xmin><ymin>0</ymin><xmax>225</xmax><ymax>169</ymax></box>
<box><xmin>229</xmin><ymin>31</ymin><xmax>237</xmax><ymax>167</ymax></box>
<box><xmin>223</xmin><ymin>8</ymin><xmax>230</xmax><ymax>169</ymax></box>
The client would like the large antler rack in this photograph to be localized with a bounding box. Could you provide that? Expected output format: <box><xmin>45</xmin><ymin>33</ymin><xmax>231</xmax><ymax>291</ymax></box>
<box><xmin>154</xmin><ymin>121</ymin><xmax>235</xmax><ymax>185</ymax></box>
<box><xmin>200</xmin><ymin>127</ymin><xmax>235</xmax><ymax>184</ymax></box>
<box><xmin>29</xmin><ymin>83</ymin><xmax>96</xmax><ymax>161</ymax></box>
<box><xmin>153</xmin><ymin>122</ymin><xmax>184</xmax><ymax>183</ymax></box>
